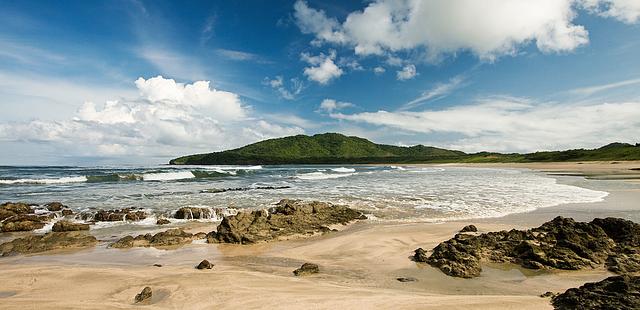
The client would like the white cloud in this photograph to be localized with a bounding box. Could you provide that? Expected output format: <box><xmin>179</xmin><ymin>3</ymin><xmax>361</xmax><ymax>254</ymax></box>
<box><xmin>301</xmin><ymin>50</ymin><xmax>344</xmax><ymax>84</ymax></box>
<box><xmin>263</xmin><ymin>76</ymin><xmax>303</xmax><ymax>100</ymax></box>
<box><xmin>329</xmin><ymin>97</ymin><xmax>640</xmax><ymax>152</ymax></box>
<box><xmin>294</xmin><ymin>0</ymin><xmax>592</xmax><ymax>63</ymax></box>
<box><xmin>0</xmin><ymin>76</ymin><xmax>306</xmax><ymax>162</ymax></box>
<box><xmin>401</xmin><ymin>76</ymin><xmax>464</xmax><ymax>110</ymax></box>
<box><xmin>317</xmin><ymin>99</ymin><xmax>355</xmax><ymax>113</ymax></box>
<box><xmin>397</xmin><ymin>64</ymin><xmax>418</xmax><ymax>80</ymax></box>
<box><xmin>579</xmin><ymin>0</ymin><xmax>640</xmax><ymax>24</ymax></box>
<box><xmin>374</xmin><ymin>67</ymin><xmax>386</xmax><ymax>75</ymax></box>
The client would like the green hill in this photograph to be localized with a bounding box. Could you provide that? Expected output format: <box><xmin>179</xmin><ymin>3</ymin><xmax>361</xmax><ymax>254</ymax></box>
<box><xmin>169</xmin><ymin>133</ymin><xmax>465</xmax><ymax>165</ymax></box>
<box><xmin>169</xmin><ymin>135</ymin><xmax>640</xmax><ymax>165</ymax></box>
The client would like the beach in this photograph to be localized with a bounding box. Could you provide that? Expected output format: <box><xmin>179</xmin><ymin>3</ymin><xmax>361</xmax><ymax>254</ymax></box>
<box><xmin>1</xmin><ymin>161</ymin><xmax>639</xmax><ymax>309</ymax></box>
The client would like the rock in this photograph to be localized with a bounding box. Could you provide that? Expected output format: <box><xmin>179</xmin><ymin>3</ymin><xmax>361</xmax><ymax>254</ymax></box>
<box><xmin>52</xmin><ymin>221</ymin><xmax>90</xmax><ymax>232</ymax></box>
<box><xmin>45</xmin><ymin>202</ymin><xmax>66</xmax><ymax>212</ymax></box>
<box><xmin>0</xmin><ymin>202</ymin><xmax>51</xmax><ymax>232</ymax></box>
<box><xmin>156</xmin><ymin>219</ymin><xmax>171</xmax><ymax>225</ymax></box>
<box><xmin>175</xmin><ymin>207</ymin><xmax>212</xmax><ymax>219</ymax></box>
<box><xmin>460</xmin><ymin>224</ymin><xmax>477</xmax><ymax>232</ymax></box>
<box><xmin>196</xmin><ymin>259</ymin><xmax>214</xmax><ymax>269</ymax></box>
<box><xmin>61</xmin><ymin>209</ymin><xmax>74</xmax><ymax>216</ymax></box>
<box><xmin>397</xmin><ymin>277</ymin><xmax>419</xmax><ymax>282</ymax></box>
<box><xmin>210</xmin><ymin>200</ymin><xmax>366</xmax><ymax>244</ymax></box>
<box><xmin>134</xmin><ymin>286</ymin><xmax>152</xmax><ymax>303</ymax></box>
<box><xmin>552</xmin><ymin>275</ymin><xmax>640</xmax><ymax>310</ymax></box>
<box><xmin>108</xmin><ymin>229</ymin><xmax>206</xmax><ymax>249</ymax></box>
<box><xmin>1</xmin><ymin>231</ymin><xmax>98</xmax><ymax>255</ymax></box>
<box><xmin>540</xmin><ymin>291</ymin><xmax>556</xmax><ymax>298</ymax></box>
<box><xmin>417</xmin><ymin>216</ymin><xmax>640</xmax><ymax>278</ymax></box>
<box><xmin>93</xmin><ymin>208</ymin><xmax>146</xmax><ymax>222</ymax></box>
<box><xmin>293</xmin><ymin>263</ymin><xmax>319</xmax><ymax>276</ymax></box>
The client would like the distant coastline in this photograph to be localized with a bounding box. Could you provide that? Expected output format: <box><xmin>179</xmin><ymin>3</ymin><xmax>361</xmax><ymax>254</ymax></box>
<box><xmin>169</xmin><ymin>133</ymin><xmax>640</xmax><ymax>165</ymax></box>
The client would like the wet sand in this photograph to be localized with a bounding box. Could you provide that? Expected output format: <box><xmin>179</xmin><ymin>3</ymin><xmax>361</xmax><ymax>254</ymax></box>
<box><xmin>1</xmin><ymin>161</ymin><xmax>639</xmax><ymax>309</ymax></box>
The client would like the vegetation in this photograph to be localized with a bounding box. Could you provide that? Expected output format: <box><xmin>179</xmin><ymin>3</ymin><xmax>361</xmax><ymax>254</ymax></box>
<box><xmin>169</xmin><ymin>133</ymin><xmax>640</xmax><ymax>165</ymax></box>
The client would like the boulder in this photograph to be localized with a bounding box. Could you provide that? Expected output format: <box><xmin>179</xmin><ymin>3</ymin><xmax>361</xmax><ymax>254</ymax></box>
<box><xmin>209</xmin><ymin>199</ymin><xmax>366</xmax><ymax>244</ymax></box>
<box><xmin>45</xmin><ymin>202</ymin><xmax>66</xmax><ymax>212</ymax></box>
<box><xmin>1</xmin><ymin>202</ymin><xmax>49</xmax><ymax>232</ymax></box>
<box><xmin>108</xmin><ymin>229</ymin><xmax>206</xmax><ymax>249</ymax></box>
<box><xmin>460</xmin><ymin>224</ymin><xmax>477</xmax><ymax>232</ymax></box>
<box><xmin>417</xmin><ymin>217</ymin><xmax>640</xmax><ymax>278</ymax></box>
<box><xmin>293</xmin><ymin>263</ymin><xmax>319</xmax><ymax>276</ymax></box>
<box><xmin>196</xmin><ymin>259</ymin><xmax>214</xmax><ymax>269</ymax></box>
<box><xmin>52</xmin><ymin>221</ymin><xmax>90</xmax><ymax>232</ymax></box>
<box><xmin>93</xmin><ymin>209</ymin><xmax>146</xmax><ymax>222</ymax></box>
<box><xmin>552</xmin><ymin>275</ymin><xmax>640</xmax><ymax>310</ymax></box>
<box><xmin>156</xmin><ymin>219</ymin><xmax>171</xmax><ymax>225</ymax></box>
<box><xmin>1</xmin><ymin>231</ymin><xmax>98</xmax><ymax>255</ymax></box>
<box><xmin>134</xmin><ymin>286</ymin><xmax>152</xmax><ymax>303</ymax></box>
<box><xmin>174</xmin><ymin>207</ymin><xmax>212</xmax><ymax>219</ymax></box>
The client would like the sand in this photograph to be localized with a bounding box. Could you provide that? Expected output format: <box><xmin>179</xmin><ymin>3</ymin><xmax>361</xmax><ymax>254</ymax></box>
<box><xmin>1</xmin><ymin>161</ymin><xmax>639</xmax><ymax>309</ymax></box>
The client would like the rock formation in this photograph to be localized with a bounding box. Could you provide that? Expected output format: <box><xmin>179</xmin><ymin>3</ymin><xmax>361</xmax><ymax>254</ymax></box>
<box><xmin>415</xmin><ymin>217</ymin><xmax>640</xmax><ymax>278</ymax></box>
<box><xmin>1</xmin><ymin>231</ymin><xmax>98</xmax><ymax>255</ymax></box>
<box><xmin>196</xmin><ymin>259</ymin><xmax>214</xmax><ymax>269</ymax></box>
<box><xmin>108</xmin><ymin>229</ymin><xmax>207</xmax><ymax>249</ymax></box>
<box><xmin>293</xmin><ymin>263</ymin><xmax>319</xmax><ymax>276</ymax></box>
<box><xmin>52</xmin><ymin>221</ymin><xmax>90</xmax><ymax>232</ymax></box>
<box><xmin>1</xmin><ymin>202</ymin><xmax>69</xmax><ymax>232</ymax></box>
<box><xmin>552</xmin><ymin>275</ymin><xmax>640</xmax><ymax>310</ymax></box>
<box><xmin>134</xmin><ymin>286</ymin><xmax>152</xmax><ymax>303</ymax></box>
<box><xmin>208</xmin><ymin>199</ymin><xmax>366</xmax><ymax>244</ymax></box>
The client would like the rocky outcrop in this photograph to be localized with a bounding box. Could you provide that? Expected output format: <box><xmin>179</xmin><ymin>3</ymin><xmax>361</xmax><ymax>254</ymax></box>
<box><xmin>552</xmin><ymin>275</ymin><xmax>640</xmax><ymax>310</ymax></box>
<box><xmin>197</xmin><ymin>259</ymin><xmax>214</xmax><ymax>269</ymax></box>
<box><xmin>293</xmin><ymin>263</ymin><xmax>319</xmax><ymax>276</ymax></box>
<box><xmin>1</xmin><ymin>202</ymin><xmax>69</xmax><ymax>232</ymax></box>
<box><xmin>1</xmin><ymin>231</ymin><xmax>98</xmax><ymax>255</ymax></box>
<box><xmin>52</xmin><ymin>221</ymin><xmax>90</xmax><ymax>232</ymax></box>
<box><xmin>208</xmin><ymin>199</ymin><xmax>366</xmax><ymax>244</ymax></box>
<box><xmin>108</xmin><ymin>229</ymin><xmax>207</xmax><ymax>249</ymax></box>
<box><xmin>460</xmin><ymin>224</ymin><xmax>477</xmax><ymax>233</ymax></box>
<box><xmin>135</xmin><ymin>286</ymin><xmax>152</xmax><ymax>303</ymax></box>
<box><xmin>174</xmin><ymin>207</ymin><xmax>213</xmax><ymax>219</ymax></box>
<box><xmin>415</xmin><ymin>217</ymin><xmax>640</xmax><ymax>278</ymax></box>
<box><xmin>93</xmin><ymin>209</ymin><xmax>146</xmax><ymax>221</ymax></box>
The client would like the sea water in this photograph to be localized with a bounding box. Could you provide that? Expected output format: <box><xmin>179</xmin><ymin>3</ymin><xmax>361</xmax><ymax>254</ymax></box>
<box><xmin>0</xmin><ymin>165</ymin><xmax>611</xmax><ymax>230</ymax></box>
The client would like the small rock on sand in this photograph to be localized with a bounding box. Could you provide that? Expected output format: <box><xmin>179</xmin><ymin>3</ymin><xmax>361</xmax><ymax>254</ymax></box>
<box><xmin>134</xmin><ymin>286</ymin><xmax>152</xmax><ymax>303</ymax></box>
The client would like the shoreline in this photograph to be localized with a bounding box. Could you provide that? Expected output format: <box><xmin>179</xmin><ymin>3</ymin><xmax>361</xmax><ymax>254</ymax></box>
<box><xmin>1</xmin><ymin>161</ymin><xmax>639</xmax><ymax>309</ymax></box>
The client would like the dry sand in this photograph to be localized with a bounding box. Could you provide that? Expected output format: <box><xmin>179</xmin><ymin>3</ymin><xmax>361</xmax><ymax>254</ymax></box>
<box><xmin>1</xmin><ymin>161</ymin><xmax>639</xmax><ymax>309</ymax></box>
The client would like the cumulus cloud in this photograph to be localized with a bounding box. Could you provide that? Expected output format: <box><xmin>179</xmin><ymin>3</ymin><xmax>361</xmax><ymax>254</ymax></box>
<box><xmin>374</xmin><ymin>67</ymin><xmax>386</xmax><ymax>75</ymax></box>
<box><xmin>301</xmin><ymin>50</ymin><xmax>344</xmax><ymax>84</ymax></box>
<box><xmin>317</xmin><ymin>99</ymin><xmax>355</xmax><ymax>113</ymax></box>
<box><xmin>397</xmin><ymin>64</ymin><xmax>418</xmax><ymax>80</ymax></box>
<box><xmin>294</xmin><ymin>0</ymin><xmax>596</xmax><ymax>62</ymax></box>
<box><xmin>579</xmin><ymin>0</ymin><xmax>640</xmax><ymax>23</ymax></box>
<box><xmin>0</xmin><ymin>76</ymin><xmax>305</xmax><ymax>161</ymax></box>
<box><xmin>329</xmin><ymin>96</ymin><xmax>640</xmax><ymax>152</ymax></box>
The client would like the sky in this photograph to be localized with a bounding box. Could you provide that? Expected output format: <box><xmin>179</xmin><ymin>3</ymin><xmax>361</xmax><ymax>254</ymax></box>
<box><xmin>1</xmin><ymin>0</ymin><xmax>640</xmax><ymax>165</ymax></box>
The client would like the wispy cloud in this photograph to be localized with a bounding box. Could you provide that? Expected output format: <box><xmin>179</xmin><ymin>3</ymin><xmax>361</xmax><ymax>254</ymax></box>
<box><xmin>329</xmin><ymin>96</ymin><xmax>640</xmax><ymax>153</ymax></box>
<box><xmin>566</xmin><ymin>77</ymin><xmax>640</xmax><ymax>96</ymax></box>
<box><xmin>400</xmin><ymin>77</ymin><xmax>464</xmax><ymax>111</ymax></box>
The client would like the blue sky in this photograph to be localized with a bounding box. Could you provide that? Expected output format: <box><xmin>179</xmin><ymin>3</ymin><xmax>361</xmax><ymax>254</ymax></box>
<box><xmin>1</xmin><ymin>0</ymin><xmax>639</xmax><ymax>165</ymax></box>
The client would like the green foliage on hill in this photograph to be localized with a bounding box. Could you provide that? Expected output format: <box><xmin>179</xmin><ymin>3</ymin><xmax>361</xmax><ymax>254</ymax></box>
<box><xmin>169</xmin><ymin>133</ymin><xmax>465</xmax><ymax>165</ymax></box>
<box><xmin>169</xmin><ymin>135</ymin><xmax>640</xmax><ymax>165</ymax></box>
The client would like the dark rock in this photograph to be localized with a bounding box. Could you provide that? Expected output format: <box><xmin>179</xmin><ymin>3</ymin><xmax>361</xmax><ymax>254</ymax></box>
<box><xmin>293</xmin><ymin>263</ymin><xmax>319</xmax><ymax>276</ymax></box>
<box><xmin>156</xmin><ymin>219</ymin><xmax>171</xmax><ymax>225</ymax></box>
<box><xmin>210</xmin><ymin>199</ymin><xmax>366</xmax><ymax>244</ymax></box>
<box><xmin>45</xmin><ymin>202</ymin><xmax>66</xmax><ymax>212</ymax></box>
<box><xmin>417</xmin><ymin>216</ymin><xmax>640</xmax><ymax>278</ymax></box>
<box><xmin>52</xmin><ymin>221</ymin><xmax>90</xmax><ymax>232</ymax></box>
<box><xmin>196</xmin><ymin>259</ymin><xmax>214</xmax><ymax>269</ymax></box>
<box><xmin>460</xmin><ymin>225</ymin><xmax>477</xmax><ymax>232</ymax></box>
<box><xmin>0</xmin><ymin>202</ymin><xmax>53</xmax><ymax>232</ymax></box>
<box><xmin>540</xmin><ymin>291</ymin><xmax>556</xmax><ymax>298</ymax></box>
<box><xmin>0</xmin><ymin>231</ymin><xmax>98</xmax><ymax>255</ymax></box>
<box><xmin>134</xmin><ymin>286</ymin><xmax>152</xmax><ymax>303</ymax></box>
<box><xmin>93</xmin><ymin>209</ymin><xmax>146</xmax><ymax>222</ymax></box>
<box><xmin>174</xmin><ymin>207</ymin><xmax>212</xmax><ymax>219</ymax></box>
<box><xmin>153</xmin><ymin>264</ymin><xmax>163</xmax><ymax>267</ymax></box>
<box><xmin>108</xmin><ymin>229</ymin><xmax>206</xmax><ymax>249</ymax></box>
<box><xmin>61</xmin><ymin>209</ymin><xmax>74</xmax><ymax>216</ymax></box>
<box><xmin>397</xmin><ymin>277</ymin><xmax>419</xmax><ymax>282</ymax></box>
<box><xmin>552</xmin><ymin>275</ymin><xmax>640</xmax><ymax>310</ymax></box>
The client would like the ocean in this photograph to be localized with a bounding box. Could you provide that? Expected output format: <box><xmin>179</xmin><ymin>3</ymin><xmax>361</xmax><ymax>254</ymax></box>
<box><xmin>1</xmin><ymin>164</ymin><xmax>621</xmax><ymax>234</ymax></box>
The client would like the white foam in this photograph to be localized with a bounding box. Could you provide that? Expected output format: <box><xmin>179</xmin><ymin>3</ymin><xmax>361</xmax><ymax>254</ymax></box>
<box><xmin>0</xmin><ymin>176</ymin><xmax>88</xmax><ymax>184</ymax></box>
<box><xmin>295</xmin><ymin>172</ymin><xmax>354</xmax><ymax>180</ymax></box>
<box><xmin>331</xmin><ymin>167</ymin><xmax>356</xmax><ymax>173</ymax></box>
<box><xmin>142</xmin><ymin>171</ymin><xmax>195</xmax><ymax>181</ymax></box>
